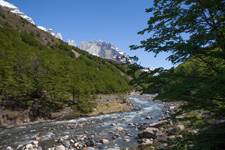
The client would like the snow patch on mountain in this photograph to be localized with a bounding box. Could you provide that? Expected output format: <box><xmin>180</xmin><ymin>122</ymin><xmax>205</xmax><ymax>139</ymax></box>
<box><xmin>0</xmin><ymin>0</ymin><xmax>35</xmax><ymax>25</ymax></box>
<box><xmin>56</xmin><ymin>33</ymin><xmax>63</xmax><ymax>40</ymax></box>
<box><xmin>0</xmin><ymin>0</ymin><xmax>59</xmax><ymax>38</ymax></box>
<box><xmin>37</xmin><ymin>26</ymin><xmax>55</xmax><ymax>36</ymax></box>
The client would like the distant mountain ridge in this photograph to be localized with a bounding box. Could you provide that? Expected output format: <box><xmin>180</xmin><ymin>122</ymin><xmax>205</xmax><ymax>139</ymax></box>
<box><xmin>0</xmin><ymin>0</ymin><xmax>64</xmax><ymax>40</ymax></box>
<box><xmin>80</xmin><ymin>40</ymin><xmax>132</xmax><ymax>63</ymax></box>
<box><xmin>0</xmin><ymin>0</ymin><xmax>130</xmax><ymax>64</ymax></box>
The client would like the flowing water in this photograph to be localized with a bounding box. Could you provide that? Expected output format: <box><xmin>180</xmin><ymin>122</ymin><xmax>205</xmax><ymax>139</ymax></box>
<box><xmin>0</xmin><ymin>95</ymin><xmax>169</xmax><ymax>149</ymax></box>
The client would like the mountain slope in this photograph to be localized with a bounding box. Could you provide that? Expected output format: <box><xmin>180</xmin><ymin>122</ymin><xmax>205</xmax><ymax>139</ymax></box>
<box><xmin>0</xmin><ymin>0</ymin><xmax>35</xmax><ymax>24</ymax></box>
<box><xmin>0</xmin><ymin>6</ymin><xmax>133</xmax><ymax>124</ymax></box>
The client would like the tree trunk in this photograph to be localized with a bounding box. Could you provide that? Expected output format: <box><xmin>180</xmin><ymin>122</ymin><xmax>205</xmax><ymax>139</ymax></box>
<box><xmin>72</xmin><ymin>87</ymin><xmax>75</xmax><ymax>103</ymax></box>
<box><xmin>5</xmin><ymin>90</ymin><xmax>8</xmax><ymax>106</ymax></box>
<box><xmin>1</xmin><ymin>90</ymin><xmax>3</xmax><ymax>106</ymax></box>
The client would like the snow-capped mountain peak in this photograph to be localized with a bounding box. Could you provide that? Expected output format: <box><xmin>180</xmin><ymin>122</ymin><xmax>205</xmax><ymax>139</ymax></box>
<box><xmin>68</xmin><ymin>39</ymin><xmax>76</xmax><ymax>47</ymax></box>
<box><xmin>0</xmin><ymin>0</ymin><xmax>59</xmax><ymax>38</ymax></box>
<box><xmin>0</xmin><ymin>0</ymin><xmax>35</xmax><ymax>25</ymax></box>
<box><xmin>80</xmin><ymin>40</ymin><xmax>132</xmax><ymax>64</ymax></box>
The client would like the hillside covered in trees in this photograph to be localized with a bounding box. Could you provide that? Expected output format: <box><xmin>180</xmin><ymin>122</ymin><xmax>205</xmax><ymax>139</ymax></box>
<box><xmin>0</xmin><ymin>6</ymin><xmax>133</xmax><ymax>117</ymax></box>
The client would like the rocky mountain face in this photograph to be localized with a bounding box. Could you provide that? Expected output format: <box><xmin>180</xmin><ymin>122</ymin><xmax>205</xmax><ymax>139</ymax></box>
<box><xmin>55</xmin><ymin>33</ymin><xmax>63</xmax><ymax>41</ymax></box>
<box><xmin>80</xmin><ymin>40</ymin><xmax>132</xmax><ymax>63</ymax></box>
<box><xmin>0</xmin><ymin>0</ymin><xmax>35</xmax><ymax>24</ymax></box>
<box><xmin>68</xmin><ymin>39</ymin><xmax>76</xmax><ymax>47</ymax></box>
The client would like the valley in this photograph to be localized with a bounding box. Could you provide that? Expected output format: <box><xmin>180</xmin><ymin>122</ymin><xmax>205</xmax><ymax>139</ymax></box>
<box><xmin>1</xmin><ymin>0</ymin><xmax>225</xmax><ymax>149</ymax></box>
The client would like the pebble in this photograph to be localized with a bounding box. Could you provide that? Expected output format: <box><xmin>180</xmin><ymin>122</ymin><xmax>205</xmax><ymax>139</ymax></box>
<box><xmin>101</xmin><ymin>139</ymin><xmax>110</xmax><ymax>144</ymax></box>
<box><xmin>32</xmin><ymin>141</ymin><xmax>38</xmax><ymax>147</ymax></box>
<box><xmin>26</xmin><ymin>144</ymin><xmax>33</xmax><ymax>149</ymax></box>
<box><xmin>117</xmin><ymin>127</ymin><xmax>124</xmax><ymax>132</ymax></box>
<box><xmin>6</xmin><ymin>146</ymin><xmax>13</xmax><ymax>150</ymax></box>
<box><xmin>146</xmin><ymin>116</ymin><xmax>151</xmax><ymax>119</ymax></box>
<box><xmin>124</xmin><ymin>136</ymin><xmax>131</xmax><ymax>142</ymax></box>
<box><xmin>55</xmin><ymin>145</ymin><xmax>66</xmax><ymax>150</ymax></box>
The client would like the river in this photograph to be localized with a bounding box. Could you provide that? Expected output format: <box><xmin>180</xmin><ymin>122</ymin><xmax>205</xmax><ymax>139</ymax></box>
<box><xmin>0</xmin><ymin>95</ymin><xmax>170</xmax><ymax>150</ymax></box>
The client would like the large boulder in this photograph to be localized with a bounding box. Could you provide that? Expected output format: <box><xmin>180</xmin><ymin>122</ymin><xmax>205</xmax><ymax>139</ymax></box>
<box><xmin>138</xmin><ymin>127</ymin><xmax>159</xmax><ymax>139</ymax></box>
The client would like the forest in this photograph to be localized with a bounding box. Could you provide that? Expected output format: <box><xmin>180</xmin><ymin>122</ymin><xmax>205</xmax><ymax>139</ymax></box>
<box><xmin>0</xmin><ymin>7</ymin><xmax>133</xmax><ymax>115</ymax></box>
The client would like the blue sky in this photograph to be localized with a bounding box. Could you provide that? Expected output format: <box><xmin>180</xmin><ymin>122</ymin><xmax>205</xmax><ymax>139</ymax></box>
<box><xmin>6</xmin><ymin>0</ymin><xmax>174</xmax><ymax>69</ymax></box>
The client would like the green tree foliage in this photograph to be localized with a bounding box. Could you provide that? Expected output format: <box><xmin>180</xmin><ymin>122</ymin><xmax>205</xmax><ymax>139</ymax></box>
<box><xmin>131</xmin><ymin>0</ymin><xmax>225</xmax><ymax>64</ymax></box>
<box><xmin>129</xmin><ymin>0</ymin><xmax>225</xmax><ymax>149</ymax></box>
<box><xmin>0</xmin><ymin>27</ymin><xmax>132</xmax><ymax>115</ymax></box>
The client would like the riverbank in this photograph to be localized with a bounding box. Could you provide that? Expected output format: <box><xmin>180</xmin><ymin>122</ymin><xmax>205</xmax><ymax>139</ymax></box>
<box><xmin>2</xmin><ymin>94</ymin><xmax>223</xmax><ymax>150</ymax></box>
<box><xmin>0</xmin><ymin>94</ymin><xmax>171</xmax><ymax>150</ymax></box>
<box><xmin>0</xmin><ymin>93</ymin><xmax>137</xmax><ymax>129</ymax></box>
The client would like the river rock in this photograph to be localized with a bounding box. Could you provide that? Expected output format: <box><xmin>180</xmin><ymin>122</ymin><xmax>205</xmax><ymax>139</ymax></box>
<box><xmin>154</xmin><ymin>134</ymin><xmax>168</xmax><ymax>143</ymax></box>
<box><xmin>16</xmin><ymin>145</ymin><xmax>23</xmax><ymax>150</ymax></box>
<box><xmin>74</xmin><ymin>142</ymin><xmax>80</xmax><ymax>148</ymax></box>
<box><xmin>187</xmin><ymin>129</ymin><xmax>198</xmax><ymax>134</ymax></box>
<box><xmin>117</xmin><ymin>127</ymin><xmax>124</xmax><ymax>132</ymax></box>
<box><xmin>70</xmin><ymin>139</ymin><xmax>75</xmax><ymax>143</ymax></box>
<box><xmin>6</xmin><ymin>146</ymin><xmax>13</xmax><ymax>150</ymax></box>
<box><xmin>85</xmin><ymin>139</ymin><xmax>96</xmax><ymax>146</ymax></box>
<box><xmin>167</xmin><ymin>135</ymin><xmax>176</xmax><ymax>141</ymax></box>
<box><xmin>138</xmin><ymin>123</ymin><xmax>149</xmax><ymax>130</ymax></box>
<box><xmin>34</xmin><ymin>136</ymin><xmax>40</xmax><ymax>140</ymax></box>
<box><xmin>139</xmin><ymin>138</ymin><xmax>153</xmax><ymax>146</ymax></box>
<box><xmin>32</xmin><ymin>140</ymin><xmax>38</xmax><ymax>147</ymax></box>
<box><xmin>124</xmin><ymin>136</ymin><xmax>131</xmax><ymax>142</ymax></box>
<box><xmin>101</xmin><ymin>139</ymin><xmax>110</xmax><ymax>144</ymax></box>
<box><xmin>176</xmin><ymin>124</ymin><xmax>185</xmax><ymax>131</ymax></box>
<box><xmin>61</xmin><ymin>140</ymin><xmax>70</xmax><ymax>148</ymax></box>
<box><xmin>87</xmin><ymin>147</ymin><xmax>97</xmax><ymax>150</ymax></box>
<box><xmin>78</xmin><ymin>124</ymin><xmax>84</xmax><ymax>128</ymax></box>
<box><xmin>146</xmin><ymin>116</ymin><xmax>151</xmax><ymax>119</ymax></box>
<box><xmin>175</xmin><ymin>115</ymin><xmax>185</xmax><ymax>121</ymax></box>
<box><xmin>26</xmin><ymin>144</ymin><xmax>33</xmax><ymax>149</ymax></box>
<box><xmin>106</xmin><ymin>147</ymin><xmax>120</xmax><ymax>150</ymax></box>
<box><xmin>55</xmin><ymin>145</ymin><xmax>66</xmax><ymax>150</ymax></box>
<box><xmin>62</xmin><ymin>135</ymin><xmax>70</xmax><ymax>140</ymax></box>
<box><xmin>129</xmin><ymin>123</ymin><xmax>135</xmax><ymax>126</ymax></box>
<box><xmin>112</xmin><ymin>123</ymin><xmax>117</xmax><ymax>126</ymax></box>
<box><xmin>158</xmin><ymin>143</ymin><xmax>168</xmax><ymax>149</ymax></box>
<box><xmin>38</xmin><ymin>147</ymin><xmax>43</xmax><ymax>150</ymax></box>
<box><xmin>138</xmin><ymin>127</ymin><xmax>159</xmax><ymax>139</ymax></box>
<box><xmin>149</xmin><ymin>120</ymin><xmax>167</xmax><ymax>128</ymax></box>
